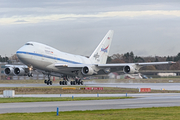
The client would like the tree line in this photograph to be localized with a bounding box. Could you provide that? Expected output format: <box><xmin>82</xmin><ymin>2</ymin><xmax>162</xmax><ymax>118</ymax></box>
<box><xmin>0</xmin><ymin>56</ymin><xmax>9</xmax><ymax>62</ymax></box>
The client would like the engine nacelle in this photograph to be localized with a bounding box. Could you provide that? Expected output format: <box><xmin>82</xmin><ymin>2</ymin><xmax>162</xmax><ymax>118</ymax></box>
<box><xmin>123</xmin><ymin>65</ymin><xmax>137</xmax><ymax>74</ymax></box>
<box><xmin>13</xmin><ymin>67</ymin><xmax>26</xmax><ymax>76</ymax></box>
<box><xmin>4</xmin><ymin>67</ymin><xmax>14</xmax><ymax>76</ymax></box>
<box><xmin>82</xmin><ymin>66</ymin><xmax>95</xmax><ymax>75</ymax></box>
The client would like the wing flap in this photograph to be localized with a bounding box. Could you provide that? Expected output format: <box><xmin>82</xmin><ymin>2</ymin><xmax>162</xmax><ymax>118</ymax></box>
<box><xmin>55</xmin><ymin>64</ymin><xmax>87</xmax><ymax>70</ymax></box>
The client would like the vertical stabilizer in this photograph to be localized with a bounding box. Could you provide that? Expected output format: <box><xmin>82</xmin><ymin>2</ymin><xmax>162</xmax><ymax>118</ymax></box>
<box><xmin>89</xmin><ymin>30</ymin><xmax>114</xmax><ymax>64</ymax></box>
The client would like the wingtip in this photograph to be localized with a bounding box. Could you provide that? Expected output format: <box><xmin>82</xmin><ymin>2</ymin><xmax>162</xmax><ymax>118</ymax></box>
<box><xmin>169</xmin><ymin>61</ymin><xmax>176</xmax><ymax>64</ymax></box>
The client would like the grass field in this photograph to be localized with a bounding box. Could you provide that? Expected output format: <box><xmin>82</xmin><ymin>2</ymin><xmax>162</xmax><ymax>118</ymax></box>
<box><xmin>0</xmin><ymin>86</ymin><xmax>139</xmax><ymax>94</ymax></box>
<box><xmin>0</xmin><ymin>86</ymin><xmax>179</xmax><ymax>94</ymax></box>
<box><xmin>0</xmin><ymin>97</ymin><xmax>131</xmax><ymax>103</ymax></box>
<box><xmin>0</xmin><ymin>107</ymin><xmax>180</xmax><ymax>120</ymax></box>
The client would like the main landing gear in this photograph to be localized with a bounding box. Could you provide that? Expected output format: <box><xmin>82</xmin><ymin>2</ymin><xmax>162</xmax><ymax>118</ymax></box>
<box><xmin>59</xmin><ymin>81</ymin><xmax>67</xmax><ymax>85</ymax></box>
<box><xmin>59</xmin><ymin>77</ymin><xmax>83</xmax><ymax>86</ymax></box>
<box><xmin>59</xmin><ymin>77</ymin><xmax>68</xmax><ymax>85</ymax></box>
<box><xmin>44</xmin><ymin>75</ymin><xmax>52</xmax><ymax>85</ymax></box>
<box><xmin>70</xmin><ymin>78</ymin><xmax>83</xmax><ymax>85</ymax></box>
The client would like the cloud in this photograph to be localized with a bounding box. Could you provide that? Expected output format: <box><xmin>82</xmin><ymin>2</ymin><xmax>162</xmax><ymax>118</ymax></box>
<box><xmin>15</xmin><ymin>20</ymin><xmax>27</xmax><ymax>23</ymax></box>
<box><xmin>1</xmin><ymin>10</ymin><xmax>180</xmax><ymax>25</ymax></box>
<box><xmin>0</xmin><ymin>0</ymin><xmax>180</xmax><ymax>57</ymax></box>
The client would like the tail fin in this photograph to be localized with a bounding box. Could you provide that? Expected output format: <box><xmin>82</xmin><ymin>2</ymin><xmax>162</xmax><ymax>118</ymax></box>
<box><xmin>89</xmin><ymin>30</ymin><xmax>114</xmax><ymax>64</ymax></box>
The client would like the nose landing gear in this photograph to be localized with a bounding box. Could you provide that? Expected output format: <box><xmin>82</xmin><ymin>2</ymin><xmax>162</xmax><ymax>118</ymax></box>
<box><xmin>28</xmin><ymin>66</ymin><xmax>33</xmax><ymax>77</ymax></box>
<box><xmin>28</xmin><ymin>73</ymin><xmax>33</xmax><ymax>77</ymax></box>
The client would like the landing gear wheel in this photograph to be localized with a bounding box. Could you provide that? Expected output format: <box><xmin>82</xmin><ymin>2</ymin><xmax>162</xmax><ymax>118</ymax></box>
<box><xmin>62</xmin><ymin>81</ymin><xmax>65</xmax><ymax>85</ymax></box>
<box><xmin>75</xmin><ymin>79</ymin><xmax>78</xmax><ymax>84</ymax></box>
<box><xmin>50</xmin><ymin>81</ymin><xmax>52</xmax><ymax>85</ymax></box>
<box><xmin>47</xmin><ymin>81</ymin><xmax>50</xmax><ymax>85</ymax></box>
<box><xmin>73</xmin><ymin>81</ymin><xmax>76</xmax><ymax>85</ymax></box>
<box><xmin>59</xmin><ymin>81</ymin><xmax>62</xmax><ymax>85</ymax></box>
<box><xmin>80</xmin><ymin>81</ymin><xmax>83</xmax><ymax>85</ymax></box>
<box><xmin>44</xmin><ymin>80</ymin><xmax>46</xmax><ymax>83</ymax></box>
<box><xmin>28</xmin><ymin>73</ymin><xmax>33</xmax><ymax>77</ymax></box>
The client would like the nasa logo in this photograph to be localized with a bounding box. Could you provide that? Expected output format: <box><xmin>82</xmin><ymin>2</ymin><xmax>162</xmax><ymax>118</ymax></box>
<box><xmin>101</xmin><ymin>45</ymin><xmax>109</xmax><ymax>53</ymax></box>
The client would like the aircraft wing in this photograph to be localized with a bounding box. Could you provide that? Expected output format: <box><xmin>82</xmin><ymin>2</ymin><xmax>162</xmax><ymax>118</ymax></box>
<box><xmin>55</xmin><ymin>61</ymin><xmax>174</xmax><ymax>68</ymax></box>
<box><xmin>54</xmin><ymin>61</ymin><xmax>175</xmax><ymax>74</ymax></box>
<box><xmin>97</xmin><ymin>61</ymin><xmax>175</xmax><ymax>68</ymax></box>
<box><xmin>5</xmin><ymin>64</ymin><xmax>28</xmax><ymax>68</ymax></box>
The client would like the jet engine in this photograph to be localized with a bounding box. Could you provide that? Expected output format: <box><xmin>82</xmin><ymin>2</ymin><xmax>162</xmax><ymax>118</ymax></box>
<box><xmin>4</xmin><ymin>67</ymin><xmax>14</xmax><ymax>76</ymax></box>
<box><xmin>123</xmin><ymin>65</ymin><xmax>138</xmax><ymax>74</ymax></box>
<box><xmin>82</xmin><ymin>66</ymin><xmax>95</xmax><ymax>75</ymax></box>
<box><xmin>13</xmin><ymin>67</ymin><xmax>27</xmax><ymax>76</ymax></box>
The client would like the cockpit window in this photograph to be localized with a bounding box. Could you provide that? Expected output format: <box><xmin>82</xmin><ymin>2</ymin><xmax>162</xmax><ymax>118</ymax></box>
<box><xmin>25</xmin><ymin>43</ymin><xmax>33</xmax><ymax>46</ymax></box>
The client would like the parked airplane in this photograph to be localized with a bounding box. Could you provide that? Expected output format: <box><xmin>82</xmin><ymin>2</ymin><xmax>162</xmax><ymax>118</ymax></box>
<box><xmin>4</xmin><ymin>30</ymin><xmax>174</xmax><ymax>85</ymax></box>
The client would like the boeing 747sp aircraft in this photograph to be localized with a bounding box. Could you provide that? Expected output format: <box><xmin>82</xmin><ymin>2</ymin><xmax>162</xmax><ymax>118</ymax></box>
<box><xmin>4</xmin><ymin>30</ymin><xmax>174</xmax><ymax>85</ymax></box>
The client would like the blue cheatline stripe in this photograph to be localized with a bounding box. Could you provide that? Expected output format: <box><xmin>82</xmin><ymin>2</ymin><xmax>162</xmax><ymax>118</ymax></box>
<box><xmin>16</xmin><ymin>51</ymin><xmax>82</xmax><ymax>64</ymax></box>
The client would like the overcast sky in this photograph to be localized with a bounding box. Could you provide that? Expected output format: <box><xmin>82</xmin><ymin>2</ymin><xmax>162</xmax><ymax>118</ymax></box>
<box><xmin>0</xmin><ymin>0</ymin><xmax>180</xmax><ymax>57</ymax></box>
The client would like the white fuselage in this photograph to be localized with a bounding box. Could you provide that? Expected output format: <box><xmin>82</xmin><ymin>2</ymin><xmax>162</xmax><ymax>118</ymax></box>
<box><xmin>16</xmin><ymin>42</ymin><xmax>92</xmax><ymax>76</ymax></box>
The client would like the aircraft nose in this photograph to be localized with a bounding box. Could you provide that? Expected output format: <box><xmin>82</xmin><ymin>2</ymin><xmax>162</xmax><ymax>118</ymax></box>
<box><xmin>16</xmin><ymin>47</ymin><xmax>30</xmax><ymax>64</ymax></box>
<box><xmin>16</xmin><ymin>51</ymin><xmax>23</xmax><ymax>60</ymax></box>
<box><xmin>16</xmin><ymin>45</ymin><xmax>27</xmax><ymax>60</ymax></box>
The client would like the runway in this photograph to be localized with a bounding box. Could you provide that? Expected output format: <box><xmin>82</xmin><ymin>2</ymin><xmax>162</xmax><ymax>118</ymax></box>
<box><xmin>0</xmin><ymin>93</ymin><xmax>180</xmax><ymax>114</ymax></box>
<box><xmin>0</xmin><ymin>82</ymin><xmax>180</xmax><ymax>114</ymax></box>
<box><xmin>0</xmin><ymin>82</ymin><xmax>180</xmax><ymax>90</ymax></box>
